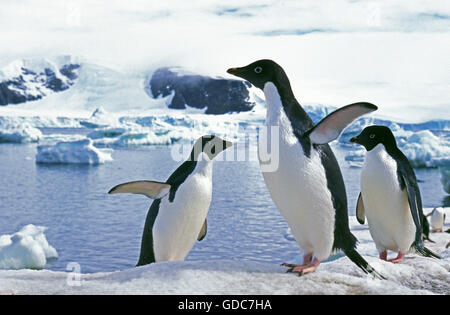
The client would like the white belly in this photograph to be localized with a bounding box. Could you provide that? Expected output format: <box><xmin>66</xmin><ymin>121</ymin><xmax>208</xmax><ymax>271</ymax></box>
<box><xmin>260</xmin><ymin>83</ymin><xmax>335</xmax><ymax>261</ymax></box>
<box><xmin>152</xmin><ymin>164</ymin><xmax>212</xmax><ymax>262</ymax></box>
<box><xmin>430</xmin><ymin>208</ymin><xmax>445</xmax><ymax>231</ymax></box>
<box><xmin>361</xmin><ymin>144</ymin><xmax>415</xmax><ymax>253</ymax></box>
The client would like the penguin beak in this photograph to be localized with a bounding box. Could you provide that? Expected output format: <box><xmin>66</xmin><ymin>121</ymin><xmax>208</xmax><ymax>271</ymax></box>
<box><xmin>350</xmin><ymin>136</ymin><xmax>360</xmax><ymax>144</ymax></box>
<box><xmin>227</xmin><ymin>67</ymin><xmax>244</xmax><ymax>77</ymax></box>
<box><xmin>224</xmin><ymin>140</ymin><xmax>233</xmax><ymax>149</ymax></box>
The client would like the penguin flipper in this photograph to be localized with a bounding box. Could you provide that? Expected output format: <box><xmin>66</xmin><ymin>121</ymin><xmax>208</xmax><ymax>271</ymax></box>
<box><xmin>356</xmin><ymin>192</ymin><xmax>365</xmax><ymax>225</ymax></box>
<box><xmin>306</xmin><ymin>102</ymin><xmax>378</xmax><ymax>144</ymax></box>
<box><xmin>197</xmin><ymin>219</ymin><xmax>207</xmax><ymax>241</ymax></box>
<box><xmin>108</xmin><ymin>180</ymin><xmax>171</xmax><ymax>199</ymax></box>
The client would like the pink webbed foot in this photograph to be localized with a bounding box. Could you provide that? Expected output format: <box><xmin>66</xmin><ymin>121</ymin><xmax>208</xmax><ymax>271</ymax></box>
<box><xmin>291</xmin><ymin>257</ymin><xmax>321</xmax><ymax>276</ymax></box>
<box><xmin>388</xmin><ymin>252</ymin><xmax>405</xmax><ymax>264</ymax></box>
<box><xmin>282</xmin><ymin>253</ymin><xmax>313</xmax><ymax>271</ymax></box>
<box><xmin>379</xmin><ymin>251</ymin><xmax>388</xmax><ymax>261</ymax></box>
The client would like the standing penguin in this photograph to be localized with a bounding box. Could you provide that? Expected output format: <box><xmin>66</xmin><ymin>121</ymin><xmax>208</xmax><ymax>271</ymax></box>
<box><xmin>426</xmin><ymin>208</ymin><xmax>446</xmax><ymax>233</ymax></box>
<box><xmin>227</xmin><ymin>59</ymin><xmax>382</xmax><ymax>277</ymax></box>
<box><xmin>109</xmin><ymin>135</ymin><xmax>232</xmax><ymax>266</ymax></box>
<box><xmin>350</xmin><ymin>126</ymin><xmax>440</xmax><ymax>262</ymax></box>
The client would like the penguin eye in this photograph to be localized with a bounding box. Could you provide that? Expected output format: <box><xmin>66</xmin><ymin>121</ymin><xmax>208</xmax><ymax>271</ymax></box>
<box><xmin>254</xmin><ymin>66</ymin><xmax>262</xmax><ymax>74</ymax></box>
<box><xmin>369</xmin><ymin>134</ymin><xmax>376</xmax><ymax>139</ymax></box>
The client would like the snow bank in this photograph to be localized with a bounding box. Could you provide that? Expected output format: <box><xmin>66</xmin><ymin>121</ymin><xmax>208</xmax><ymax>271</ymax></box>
<box><xmin>0</xmin><ymin>214</ymin><xmax>448</xmax><ymax>295</ymax></box>
<box><xmin>36</xmin><ymin>139</ymin><xmax>113</xmax><ymax>165</ymax></box>
<box><xmin>0</xmin><ymin>117</ymin><xmax>42</xmax><ymax>143</ymax></box>
<box><xmin>0</xmin><ymin>225</ymin><xmax>58</xmax><ymax>270</ymax></box>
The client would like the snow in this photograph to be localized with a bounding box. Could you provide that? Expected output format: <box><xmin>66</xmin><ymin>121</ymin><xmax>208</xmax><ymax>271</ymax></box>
<box><xmin>0</xmin><ymin>210</ymin><xmax>448</xmax><ymax>295</ymax></box>
<box><xmin>0</xmin><ymin>225</ymin><xmax>58</xmax><ymax>270</ymax></box>
<box><xmin>0</xmin><ymin>117</ymin><xmax>42</xmax><ymax>143</ymax></box>
<box><xmin>35</xmin><ymin>139</ymin><xmax>113</xmax><ymax>165</ymax></box>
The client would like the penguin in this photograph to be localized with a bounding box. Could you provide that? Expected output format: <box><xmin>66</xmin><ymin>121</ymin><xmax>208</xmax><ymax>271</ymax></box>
<box><xmin>350</xmin><ymin>125</ymin><xmax>440</xmax><ymax>262</ymax></box>
<box><xmin>227</xmin><ymin>59</ymin><xmax>383</xmax><ymax>278</ymax></box>
<box><xmin>108</xmin><ymin>135</ymin><xmax>232</xmax><ymax>266</ymax></box>
<box><xmin>426</xmin><ymin>208</ymin><xmax>446</xmax><ymax>233</ymax></box>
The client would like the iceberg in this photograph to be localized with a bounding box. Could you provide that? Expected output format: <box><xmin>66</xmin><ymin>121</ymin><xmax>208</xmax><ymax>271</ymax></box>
<box><xmin>401</xmin><ymin>130</ymin><xmax>450</xmax><ymax>168</ymax></box>
<box><xmin>0</xmin><ymin>117</ymin><xmax>42</xmax><ymax>143</ymax></box>
<box><xmin>439</xmin><ymin>165</ymin><xmax>450</xmax><ymax>194</ymax></box>
<box><xmin>36</xmin><ymin>139</ymin><xmax>113</xmax><ymax>165</ymax></box>
<box><xmin>0</xmin><ymin>225</ymin><xmax>58</xmax><ymax>270</ymax></box>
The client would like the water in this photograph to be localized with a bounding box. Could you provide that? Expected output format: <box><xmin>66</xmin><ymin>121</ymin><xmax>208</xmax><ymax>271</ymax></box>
<box><xmin>0</xmin><ymin>143</ymin><xmax>446</xmax><ymax>273</ymax></box>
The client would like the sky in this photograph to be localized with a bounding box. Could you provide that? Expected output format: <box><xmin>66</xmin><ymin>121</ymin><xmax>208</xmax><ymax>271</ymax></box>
<box><xmin>0</xmin><ymin>0</ymin><xmax>449</xmax><ymax>122</ymax></box>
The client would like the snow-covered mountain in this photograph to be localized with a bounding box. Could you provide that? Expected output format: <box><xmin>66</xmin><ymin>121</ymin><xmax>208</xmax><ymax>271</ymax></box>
<box><xmin>149</xmin><ymin>67</ymin><xmax>255</xmax><ymax>114</ymax></box>
<box><xmin>0</xmin><ymin>58</ymin><xmax>80</xmax><ymax>106</ymax></box>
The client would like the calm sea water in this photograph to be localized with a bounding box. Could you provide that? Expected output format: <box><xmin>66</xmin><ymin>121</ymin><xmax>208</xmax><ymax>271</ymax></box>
<box><xmin>0</xmin><ymin>143</ymin><xmax>446</xmax><ymax>273</ymax></box>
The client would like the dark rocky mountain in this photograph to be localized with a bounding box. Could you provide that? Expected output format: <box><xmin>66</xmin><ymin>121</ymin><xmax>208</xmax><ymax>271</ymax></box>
<box><xmin>149</xmin><ymin>67</ymin><xmax>255</xmax><ymax>115</ymax></box>
<box><xmin>0</xmin><ymin>63</ymin><xmax>80</xmax><ymax>106</ymax></box>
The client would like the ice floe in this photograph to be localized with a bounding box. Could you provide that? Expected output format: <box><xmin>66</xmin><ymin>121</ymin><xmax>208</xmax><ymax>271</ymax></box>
<box><xmin>0</xmin><ymin>225</ymin><xmax>57</xmax><ymax>270</ymax></box>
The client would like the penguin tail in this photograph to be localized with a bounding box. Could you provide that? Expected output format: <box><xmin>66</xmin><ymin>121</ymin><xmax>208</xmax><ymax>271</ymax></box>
<box><xmin>413</xmin><ymin>241</ymin><xmax>441</xmax><ymax>259</ymax></box>
<box><xmin>342</xmin><ymin>248</ymin><xmax>386</xmax><ymax>280</ymax></box>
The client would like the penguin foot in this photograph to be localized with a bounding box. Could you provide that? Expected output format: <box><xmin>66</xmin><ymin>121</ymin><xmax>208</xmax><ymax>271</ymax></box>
<box><xmin>282</xmin><ymin>253</ymin><xmax>313</xmax><ymax>272</ymax></box>
<box><xmin>387</xmin><ymin>252</ymin><xmax>405</xmax><ymax>264</ymax></box>
<box><xmin>291</xmin><ymin>258</ymin><xmax>321</xmax><ymax>276</ymax></box>
<box><xmin>379</xmin><ymin>251</ymin><xmax>387</xmax><ymax>261</ymax></box>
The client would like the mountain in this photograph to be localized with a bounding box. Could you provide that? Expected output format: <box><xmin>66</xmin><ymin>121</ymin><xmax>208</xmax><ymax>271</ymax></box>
<box><xmin>149</xmin><ymin>67</ymin><xmax>255</xmax><ymax>115</ymax></box>
<box><xmin>0</xmin><ymin>59</ymin><xmax>80</xmax><ymax>106</ymax></box>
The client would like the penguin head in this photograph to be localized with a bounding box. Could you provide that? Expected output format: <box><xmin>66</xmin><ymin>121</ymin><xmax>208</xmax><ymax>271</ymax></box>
<box><xmin>227</xmin><ymin>59</ymin><xmax>287</xmax><ymax>90</ymax></box>
<box><xmin>191</xmin><ymin>135</ymin><xmax>233</xmax><ymax>161</ymax></box>
<box><xmin>350</xmin><ymin>125</ymin><xmax>397</xmax><ymax>151</ymax></box>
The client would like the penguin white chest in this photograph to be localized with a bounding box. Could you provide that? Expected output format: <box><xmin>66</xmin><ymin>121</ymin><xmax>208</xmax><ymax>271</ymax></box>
<box><xmin>360</xmin><ymin>144</ymin><xmax>415</xmax><ymax>253</ymax></box>
<box><xmin>430</xmin><ymin>208</ymin><xmax>445</xmax><ymax>231</ymax></box>
<box><xmin>152</xmin><ymin>161</ymin><xmax>212</xmax><ymax>262</ymax></box>
<box><xmin>259</xmin><ymin>82</ymin><xmax>335</xmax><ymax>261</ymax></box>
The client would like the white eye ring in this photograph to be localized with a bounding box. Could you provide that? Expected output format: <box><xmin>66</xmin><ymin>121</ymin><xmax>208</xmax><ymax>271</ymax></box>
<box><xmin>254</xmin><ymin>66</ymin><xmax>262</xmax><ymax>74</ymax></box>
<box><xmin>369</xmin><ymin>134</ymin><xmax>375</xmax><ymax>139</ymax></box>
